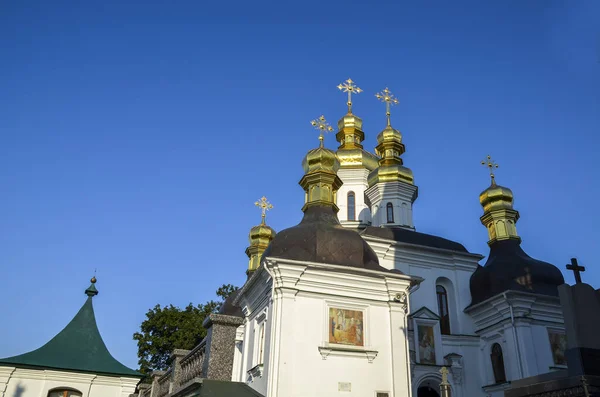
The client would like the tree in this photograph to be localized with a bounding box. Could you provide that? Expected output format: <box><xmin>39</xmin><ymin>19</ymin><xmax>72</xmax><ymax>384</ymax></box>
<box><xmin>133</xmin><ymin>284</ymin><xmax>238</xmax><ymax>375</ymax></box>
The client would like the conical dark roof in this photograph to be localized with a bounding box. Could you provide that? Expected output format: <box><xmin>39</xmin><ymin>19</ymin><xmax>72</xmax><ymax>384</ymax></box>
<box><xmin>0</xmin><ymin>279</ymin><xmax>141</xmax><ymax>378</ymax></box>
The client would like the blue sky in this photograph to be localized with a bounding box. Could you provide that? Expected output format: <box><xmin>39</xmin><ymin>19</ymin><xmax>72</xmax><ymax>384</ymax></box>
<box><xmin>1</xmin><ymin>0</ymin><xmax>598</xmax><ymax>369</ymax></box>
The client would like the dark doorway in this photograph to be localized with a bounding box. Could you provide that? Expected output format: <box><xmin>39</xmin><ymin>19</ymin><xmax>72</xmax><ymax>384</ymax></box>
<box><xmin>417</xmin><ymin>386</ymin><xmax>440</xmax><ymax>397</ymax></box>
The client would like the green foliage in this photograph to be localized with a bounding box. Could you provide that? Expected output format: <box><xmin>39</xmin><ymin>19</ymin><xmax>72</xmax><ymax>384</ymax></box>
<box><xmin>133</xmin><ymin>284</ymin><xmax>238</xmax><ymax>375</ymax></box>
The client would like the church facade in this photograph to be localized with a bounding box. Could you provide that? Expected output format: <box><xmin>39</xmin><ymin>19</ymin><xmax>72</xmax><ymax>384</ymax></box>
<box><xmin>230</xmin><ymin>81</ymin><xmax>569</xmax><ymax>397</ymax></box>
<box><xmin>139</xmin><ymin>80</ymin><xmax>571</xmax><ymax>397</ymax></box>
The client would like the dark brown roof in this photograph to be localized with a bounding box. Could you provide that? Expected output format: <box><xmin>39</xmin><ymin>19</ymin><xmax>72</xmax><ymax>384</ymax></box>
<box><xmin>361</xmin><ymin>226</ymin><xmax>469</xmax><ymax>253</ymax></box>
<box><xmin>262</xmin><ymin>206</ymin><xmax>401</xmax><ymax>274</ymax></box>
<box><xmin>218</xmin><ymin>289</ymin><xmax>243</xmax><ymax>318</ymax></box>
<box><xmin>468</xmin><ymin>239</ymin><xmax>565</xmax><ymax>307</ymax></box>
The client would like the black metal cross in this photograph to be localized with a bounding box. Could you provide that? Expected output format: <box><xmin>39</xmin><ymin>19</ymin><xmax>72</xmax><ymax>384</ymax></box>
<box><xmin>566</xmin><ymin>257</ymin><xmax>586</xmax><ymax>284</ymax></box>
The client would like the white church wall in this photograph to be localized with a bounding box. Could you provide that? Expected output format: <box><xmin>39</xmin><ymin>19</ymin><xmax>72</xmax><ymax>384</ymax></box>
<box><xmin>0</xmin><ymin>367</ymin><xmax>138</xmax><ymax>397</ymax></box>
<box><xmin>366</xmin><ymin>237</ymin><xmax>481</xmax><ymax>336</ymax></box>
<box><xmin>237</xmin><ymin>268</ymin><xmax>273</xmax><ymax>397</ymax></box>
<box><xmin>467</xmin><ymin>291</ymin><xmax>566</xmax><ymax>397</ymax></box>
<box><xmin>243</xmin><ymin>258</ymin><xmax>414</xmax><ymax>397</ymax></box>
<box><xmin>337</xmin><ymin>168</ymin><xmax>371</xmax><ymax>227</ymax></box>
<box><xmin>365</xmin><ymin>181</ymin><xmax>417</xmax><ymax>228</ymax></box>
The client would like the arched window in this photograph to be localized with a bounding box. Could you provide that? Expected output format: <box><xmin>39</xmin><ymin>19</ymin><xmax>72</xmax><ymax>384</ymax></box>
<box><xmin>386</xmin><ymin>203</ymin><xmax>394</xmax><ymax>223</ymax></box>
<box><xmin>347</xmin><ymin>191</ymin><xmax>356</xmax><ymax>221</ymax></box>
<box><xmin>48</xmin><ymin>389</ymin><xmax>82</xmax><ymax>397</ymax></box>
<box><xmin>436</xmin><ymin>285</ymin><xmax>450</xmax><ymax>335</ymax></box>
<box><xmin>491</xmin><ymin>343</ymin><xmax>507</xmax><ymax>383</ymax></box>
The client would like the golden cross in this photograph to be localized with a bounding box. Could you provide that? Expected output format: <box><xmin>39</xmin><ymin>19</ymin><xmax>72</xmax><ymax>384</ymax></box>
<box><xmin>440</xmin><ymin>366</ymin><xmax>450</xmax><ymax>384</ymax></box>
<box><xmin>375</xmin><ymin>87</ymin><xmax>400</xmax><ymax>126</ymax></box>
<box><xmin>481</xmin><ymin>154</ymin><xmax>499</xmax><ymax>185</ymax></box>
<box><xmin>255</xmin><ymin>196</ymin><xmax>273</xmax><ymax>224</ymax></box>
<box><xmin>310</xmin><ymin>115</ymin><xmax>334</xmax><ymax>147</ymax></box>
<box><xmin>337</xmin><ymin>78</ymin><xmax>363</xmax><ymax>114</ymax></box>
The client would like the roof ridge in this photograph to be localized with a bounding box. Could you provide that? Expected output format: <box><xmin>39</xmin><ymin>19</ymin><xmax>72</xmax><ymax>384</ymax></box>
<box><xmin>0</xmin><ymin>295</ymin><xmax>141</xmax><ymax>378</ymax></box>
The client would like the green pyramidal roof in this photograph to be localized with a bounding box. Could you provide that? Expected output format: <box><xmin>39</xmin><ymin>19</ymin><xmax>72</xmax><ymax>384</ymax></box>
<box><xmin>0</xmin><ymin>279</ymin><xmax>141</xmax><ymax>378</ymax></box>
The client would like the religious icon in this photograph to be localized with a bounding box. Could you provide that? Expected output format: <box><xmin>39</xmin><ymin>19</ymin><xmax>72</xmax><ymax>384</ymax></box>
<box><xmin>417</xmin><ymin>324</ymin><xmax>436</xmax><ymax>364</ymax></box>
<box><xmin>547</xmin><ymin>330</ymin><xmax>567</xmax><ymax>366</ymax></box>
<box><xmin>328</xmin><ymin>308</ymin><xmax>364</xmax><ymax>347</ymax></box>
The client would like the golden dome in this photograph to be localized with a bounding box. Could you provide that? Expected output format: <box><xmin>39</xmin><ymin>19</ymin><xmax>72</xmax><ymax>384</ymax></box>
<box><xmin>334</xmin><ymin>113</ymin><xmax>379</xmax><ymax>170</ymax></box>
<box><xmin>479</xmin><ymin>182</ymin><xmax>515</xmax><ymax>213</ymax></box>
<box><xmin>248</xmin><ymin>223</ymin><xmax>276</xmax><ymax>246</ymax></box>
<box><xmin>302</xmin><ymin>145</ymin><xmax>340</xmax><ymax>175</ymax></box>
<box><xmin>478</xmin><ymin>156</ymin><xmax>520</xmax><ymax>245</ymax></box>
<box><xmin>376</xmin><ymin>125</ymin><xmax>403</xmax><ymax>146</ymax></box>
<box><xmin>336</xmin><ymin>149</ymin><xmax>379</xmax><ymax>171</ymax></box>
<box><xmin>368</xmin><ymin>163</ymin><xmax>414</xmax><ymax>186</ymax></box>
<box><xmin>337</xmin><ymin>112</ymin><xmax>363</xmax><ymax>132</ymax></box>
<box><xmin>368</xmin><ymin>125</ymin><xmax>414</xmax><ymax>187</ymax></box>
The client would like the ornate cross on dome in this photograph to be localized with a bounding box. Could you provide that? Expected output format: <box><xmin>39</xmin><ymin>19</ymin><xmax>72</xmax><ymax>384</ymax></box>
<box><xmin>375</xmin><ymin>87</ymin><xmax>400</xmax><ymax>126</ymax></box>
<box><xmin>337</xmin><ymin>78</ymin><xmax>363</xmax><ymax>114</ymax></box>
<box><xmin>481</xmin><ymin>155</ymin><xmax>499</xmax><ymax>185</ymax></box>
<box><xmin>310</xmin><ymin>115</ymin><xmax>334</xmax><ymax>147</ymax></box>
<box><xmin>566</xmin><ymin>257</ymin><xmax>586</xmax><ymax>284</ymax></box>
<box><xmin>255</xmin><ymin>196</ymin><xmax>273</xmax><ymax>224</ymax></box>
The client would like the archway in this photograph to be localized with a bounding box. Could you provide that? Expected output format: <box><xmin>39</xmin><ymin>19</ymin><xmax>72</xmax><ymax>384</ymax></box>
<box><xmin>416</xmin><ymin>376</ymin><xmax>441</xmax><ymax>397</ymax></box>
<box><xmin>417</xmin><ymin>385</ymin><xmax>440</xmax><ymax>397</ymax></box>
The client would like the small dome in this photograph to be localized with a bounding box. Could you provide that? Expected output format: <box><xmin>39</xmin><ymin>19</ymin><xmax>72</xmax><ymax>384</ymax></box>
<box><xmin>469</xmin><ymin>240</ymin><xmax>564</xmax><ymax>306</ymax></box>
<box><xmin>302</xmin><ymin>146</ymin><xmax>340</xmax><ymax>175</ymax></box>
<box><xmin>368</xmin><ymin>163</ymin><xmax>414</xmax><ymax>186</ymax></box>
<box><xmin>249</xmin><ymin>223</ymin><xmax>276</xmax><ymax>244</ymax></box>
<box><xmin>262</xmin><ymin>206</ymin><xmax>395</xmax><ymax>272</ymax></box>
<box><xmin>337</xmin><ymin>113</ymin><xmax>363</xmax><ymax>131</ymax></box>
<box><xmin>479</xmin><ymin>183</ymin><xmax>514</xmax><ymax>212</ymax></box>
<box><xmin>376</xmin><ymin>125</ymin><xmax>403</xmax><ymax>145</ymax></box>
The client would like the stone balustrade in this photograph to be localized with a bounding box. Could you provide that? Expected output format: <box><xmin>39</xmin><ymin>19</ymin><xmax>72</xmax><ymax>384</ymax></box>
<box><xmin>156</xmin><ymin>368</ymin><xmax>172</xmax><ymax>397</ymax></box>
<box><xmin>131</xmin><ymin>312</ymin><xmax>243</xmax><ymax>397</ymax></box>
<box><xmin>177</xmin><ymin>340</ymin><xmax>207</xmax><ymax>388</ymax></box>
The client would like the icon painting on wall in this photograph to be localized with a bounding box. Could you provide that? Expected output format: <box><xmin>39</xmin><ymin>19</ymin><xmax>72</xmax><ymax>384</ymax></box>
<box><xmin>329</xmin><ymin>308</ymin><xmax>364</xmax><ymax>347</ymax></box>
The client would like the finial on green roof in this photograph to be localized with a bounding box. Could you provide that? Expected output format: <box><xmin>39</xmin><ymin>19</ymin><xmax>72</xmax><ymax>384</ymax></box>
<box><xmin>85</xmin><ymin>276</ymin><xmax>98</xmax><ymax>297</ymax></box>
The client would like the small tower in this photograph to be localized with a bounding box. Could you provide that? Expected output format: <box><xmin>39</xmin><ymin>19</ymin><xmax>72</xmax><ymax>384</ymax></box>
<box><xmin>299</xmin><ymin>115</ymin><xmax>343</xmax><ymax>212</ymax></box>
<box><xmin>365</xmin><ymin>87</ymin><xmax>418</xmax><ymax>229</ymax></box>
<box><xmin>479</xmin><ymin>155</ymin><xmax>520</xmax><ymax>244</ymax></box>
<box><xmin>245</xmin><ymin>197</ymin><xmax>276</xmax><ymax>277</ymax></box>
<box><xmin>468</xmin><ymin>155</ymin><xmax>564</xmax><ymax>306</ymax></box>
<box><xmin>334</xmin><ymin>79</ymin><xmax>379</xmax><ymax>230</ymax></box>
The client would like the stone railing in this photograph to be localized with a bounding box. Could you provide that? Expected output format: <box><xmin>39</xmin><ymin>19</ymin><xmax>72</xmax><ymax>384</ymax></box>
<box><xmin>133</xmin><ymin>312</ymin><xmax>243</xmax><ymax>397</ymax></box>
<box><xmin>177</xmin><ymin>339</ymin><xmax>207</xmax><ymax>388</ymax></box>
<box><xmin>156</xmin><ymin>368</ymin><xmax>173</xmax><ymax>397</ymax></box>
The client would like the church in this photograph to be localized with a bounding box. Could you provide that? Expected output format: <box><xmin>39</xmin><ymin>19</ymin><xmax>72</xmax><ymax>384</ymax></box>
<box><xmin>1</xmin><ymin>79</ymin><xmax>573</xmax><ymax>397</ymax></box>
<box><xmin>132</xmin><ymin>79</ymin><xmax>571</xmax><ymax>397</ymax></box>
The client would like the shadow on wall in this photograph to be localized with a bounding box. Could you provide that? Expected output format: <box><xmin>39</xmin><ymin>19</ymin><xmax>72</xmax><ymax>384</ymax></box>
<box><xmin>13</xmin><ymin>383</ymin><xmax>25</xmax><ymax>397</ymax></box>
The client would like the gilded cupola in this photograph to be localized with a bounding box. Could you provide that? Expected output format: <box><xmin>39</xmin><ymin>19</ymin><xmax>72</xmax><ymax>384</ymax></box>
<box><xmin>260</xmin><ymin>114</ymin><xmax>391</xmax><ymax>272</ymax></box>
<box><xmin>334</xmin><ymin>79</ymin><xmax>379</xmax><ymax>171</ymax></box>
<box><xmin>468</xmin><ymin>155</ymin><xmax>564</xmax><ymax>307</ymax></box>
<box><xmin>367</xmin><ymin>88</ymin><xmax>414</xmax><ymax>187</ymax></box>
<box><xmin>245</xmin><ymin>196</ymin><xmax>276</xmax><ymax>276</ymax></box>
<box><xmin>479</xmin><ymin>155</ymin><xmax>520</xmax><ymax>245</ymax></box>
<box><xmin>299</xmin><ymin>115</ymin><xmax>343</xmax><ymax>212</ymax></box>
